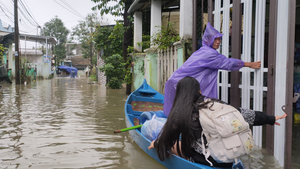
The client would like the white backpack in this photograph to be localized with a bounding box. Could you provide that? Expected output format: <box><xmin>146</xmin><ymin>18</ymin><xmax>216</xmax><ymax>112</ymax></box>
<box><xmin>198</xmin><ymin>100</ymin><xmax>255</xmax><ymax>165</ymax></box>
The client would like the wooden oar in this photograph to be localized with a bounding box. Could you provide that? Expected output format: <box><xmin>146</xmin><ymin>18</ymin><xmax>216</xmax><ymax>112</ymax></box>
<box><xmin>114</xmin><ymin>124</ymin><xmax>142</xmax><ymax>133</ymax></box>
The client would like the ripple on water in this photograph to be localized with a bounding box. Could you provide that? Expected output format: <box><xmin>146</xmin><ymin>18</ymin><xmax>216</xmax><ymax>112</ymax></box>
<box><xmin>2</xmin><ymin>78</ymin><xmax>299</xmax><ymax>169</ymax></box>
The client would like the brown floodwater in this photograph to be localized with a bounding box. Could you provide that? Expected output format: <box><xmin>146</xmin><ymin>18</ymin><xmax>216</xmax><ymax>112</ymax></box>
<box><xmin>0</xmin><ymin>77</ymin><xmax>298</xmax><ymax>169</ymax></box>
<box><xmin>0</xmin><ymin>77</ymin><xmax>164</xmax><ymax>169</ymax></box>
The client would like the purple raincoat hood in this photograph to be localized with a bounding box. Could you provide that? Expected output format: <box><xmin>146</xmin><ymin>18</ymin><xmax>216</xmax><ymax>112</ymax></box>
<box><xmin>202</xmin><ymin>22</ymin><xmax>223</xmax><ymax>48</ymax></box>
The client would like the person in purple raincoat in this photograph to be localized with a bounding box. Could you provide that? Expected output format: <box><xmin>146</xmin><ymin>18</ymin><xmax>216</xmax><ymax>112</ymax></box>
<box><xmin>163</xmin><ymin>22</ymin><xmax>261</xmax><ymax>116</ymax></box>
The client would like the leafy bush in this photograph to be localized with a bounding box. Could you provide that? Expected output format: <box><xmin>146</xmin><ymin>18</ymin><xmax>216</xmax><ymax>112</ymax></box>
<box><xmin>99</xmin><ymin>54</ymin><xmax>125</xmax><ymax>89</ymax></box>
<box><xmin>90</xmin><ymin>74</ymin><xmax>97</xmax><ymax>81</ymax></box>
<box><xmin>108</xmin><ymin>77</ymin><xmax>122</xmax><ymax>89</ymax></box>
<box><xmin>123</xmin><ymin>58</ymin><xmax>132</xmax><ymax>85</ymax></box>
<box><xmin>152</xmin><ymin>23</ymin><xmax>180</xmax><ymax>50</ymax></box>
<box><xmin>136</xmin><ymin>35</ymin><xmax>151</xmax><ymax>51</ymax></box>
<box><xmin>0</xmin><ymin>44</ymin><xmax>5</xmax><ymax>64</ymax></box>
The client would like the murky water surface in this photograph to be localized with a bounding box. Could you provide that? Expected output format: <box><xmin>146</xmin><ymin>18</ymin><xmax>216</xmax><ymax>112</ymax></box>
<box><xmin>0</xmin><ymin>77</ymin><xmax>298</xmax><ymax>169</ymax></box>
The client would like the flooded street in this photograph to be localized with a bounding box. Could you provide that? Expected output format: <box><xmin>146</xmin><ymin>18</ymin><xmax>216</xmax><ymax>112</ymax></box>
<box><xmin>0</xmin><ymin>77</ymin><xmax>164</xmax><ymax>169</ymax></box>
<box><xmin>0</xmin><ymin>77</ymin><xmax>299</xmax><ymax>169</ymax></box>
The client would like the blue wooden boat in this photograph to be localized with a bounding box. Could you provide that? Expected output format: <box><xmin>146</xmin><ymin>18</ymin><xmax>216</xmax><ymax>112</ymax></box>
<box><xmin>124</xmin><ymin>79</ymin><xmax>217</xmax><ymax>169</ymax></box>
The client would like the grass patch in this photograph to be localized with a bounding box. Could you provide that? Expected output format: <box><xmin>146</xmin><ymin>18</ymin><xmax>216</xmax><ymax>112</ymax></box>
<box><xmin>90</xmin><ymin>74</ymin><xmax>97</xmax><ymax>81</ymax></box>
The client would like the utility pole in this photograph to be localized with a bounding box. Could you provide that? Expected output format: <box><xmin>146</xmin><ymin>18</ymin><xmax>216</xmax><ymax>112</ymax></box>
<box><xmin>14</xmin><ymin>0</ymin><xmax>20</xmax><ymax>84</ymax></box>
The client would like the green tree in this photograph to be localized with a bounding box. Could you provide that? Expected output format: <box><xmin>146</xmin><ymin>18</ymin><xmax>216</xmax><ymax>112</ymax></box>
<box><xmin>42</xmin><ymin>16</ymin><xmax>69</xmax><ymax>66</ymax></box>
<box><xmin>93</xmin><ymin>22</ymin><xmax>125</xmax><ymax>86</ymax></box>
<box><xmin>91</xmin><ymin>0</ymin><xmax>133</xmax><ymax>94</ymax></box>
<box><xmin>99</xmin><ymin>54</ymin><xmax>125</xmax><ymax>89</ymax></box>
<box><xmin>93</xmin><ymin>25</ymin><xmax>114</xmax><ymax>57</ymax></box>
<box><xmin>94</xmin><ymin>22</ymin><xmax>124</xmax><ymax>59</ymax></box>
<box><xmin>71</xmin><ymin>13</ymin><xmax>102</xmax><ymax>65</ymax></box>
<box><xmin>0</xmin><ymin>44</ymin><xmax>5</xmax><ymax>64</ymax></box>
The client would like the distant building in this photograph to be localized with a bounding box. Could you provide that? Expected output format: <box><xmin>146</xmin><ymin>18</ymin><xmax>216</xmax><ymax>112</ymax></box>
<box><xmin>0</xmin><ymin>19</ymin><xmax>56</xmax><ymax>79</ymax></box>
<box><xmin>71</xmin><ymin>55</ymin><xmax>89</xmax><ymax>70</ymax></box>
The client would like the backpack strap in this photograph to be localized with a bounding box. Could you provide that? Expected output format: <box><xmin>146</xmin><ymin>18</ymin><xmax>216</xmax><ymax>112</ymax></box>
<box><xmin>201</xmin><ymin>131</ymin><xmax>213</xmax><ymax>166</ymax></box>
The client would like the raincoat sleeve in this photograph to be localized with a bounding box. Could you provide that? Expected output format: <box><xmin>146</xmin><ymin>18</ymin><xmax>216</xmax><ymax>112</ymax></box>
<box><xmin>200</xmin><ymin>50</ymin><xmax>244</xmax><ymax>71</ymax></box>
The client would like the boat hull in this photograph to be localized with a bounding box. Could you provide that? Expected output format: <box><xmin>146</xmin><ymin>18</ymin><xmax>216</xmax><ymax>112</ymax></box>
<box><xmin>124</xmin><ymin>79</ymin><xmax>218</xmax><ymax>169</ymax></box>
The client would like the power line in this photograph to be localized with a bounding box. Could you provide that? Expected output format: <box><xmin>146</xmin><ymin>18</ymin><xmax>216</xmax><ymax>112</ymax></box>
<box><xmin>18</xmin><ymin>4</ymin><xmax>38</xmax><ymax>27</ymax></box>
<box><xmin>19</xmin><ymin>0</ymin><xmax>40</xmax><ymax>26</ymax></box>
<box><xmin>60</xmin><ymin>0</ymin><xmax>85</xmax><ymax>19</ymax></box>
<box><xmin>1</xmin><ymin>1</ymin><xmax>38</xmax><ymax>35</ymax></box>
<box><xmin>21</xmin><ymin>0</ymin><xmax>38</xmax><ymax>23</ymax></box>
<box><xmin>0</xmin><ymin>0</ymin><xmax>37</xmax><ymax>33</ymax></box>
<box><xmin>0</xmin><ymin>4</ymin><xmax>14</xmax><ymax>23</ymax></box>
<box><xmin>53</xmin><ymin>0</ymin><xmax>85</xmax><ymax>20</ymax></box>
<box><xmin>0</xmin><ymin>1</ymin><xmax>13</xmax><ymax>15</ymax></box>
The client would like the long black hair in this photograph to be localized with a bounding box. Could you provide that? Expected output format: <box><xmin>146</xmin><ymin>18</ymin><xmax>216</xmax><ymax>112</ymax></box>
<box><xmin>155</xmin><ymin>76</ymin><xmax>206</xmax><ymax>161</ymax></box>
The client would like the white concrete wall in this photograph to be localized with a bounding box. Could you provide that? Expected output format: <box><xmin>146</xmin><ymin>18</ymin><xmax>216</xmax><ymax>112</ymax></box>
<box><xmin>162</xmin><ymin>11</ymin><xmax>180</xmax><ymax>34</ymax></box>
<box><xmin>27</xmin><ymin>62</ymin><xmax>51</xmax><ymax>79</ymax></box>
<box><xmin>26</xmin><ymin>55</ymin><xmax>44</xmax><ymax>63</ymax></box>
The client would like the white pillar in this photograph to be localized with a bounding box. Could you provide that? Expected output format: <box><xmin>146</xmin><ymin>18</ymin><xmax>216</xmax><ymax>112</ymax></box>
<box><xmin>134</xmin><ymin>12</ymin><xmax>143</xmax><ymax>52</ymax></box>
<box><xmin>274</xmin><ymin>0</ymin><xmax>289</xmax><ymax>167</ymax></box>
<box><xmin>46</xmin><ymin>38</ymin><xmax>48</xmax><ymax>57</ymax></box>
<box><xmin>25</xmin><ymin>35</ymin><xmax>27</xmax><ymax>59</ymax></box>
<box><xmin>253</xmin><ymin>0</ymin><xmax>266</xmax><ymax>149</ymax></box>
<box><xmin>150</xmin><ymin>0</ymin><xmax>161</xmax><ymax>47</ymax></box>
<box><xmin>8</xmin><ymin>44</ymin><xmax>15</xmax><ymax>79</ymax></box>
<box><xmin>180</xmin><ymin>0</ymin><xmax>193</xmax><ymax>39</ymax></box>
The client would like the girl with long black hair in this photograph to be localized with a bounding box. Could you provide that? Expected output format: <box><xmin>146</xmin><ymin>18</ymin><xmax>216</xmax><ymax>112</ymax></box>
<box><xmin>148</xmin><ymin>76</ymin><xmax>287</xmax><ymax>167</ymax></box>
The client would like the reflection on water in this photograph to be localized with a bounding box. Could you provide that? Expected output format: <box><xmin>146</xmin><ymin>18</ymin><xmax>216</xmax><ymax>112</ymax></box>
<box><xmin>0</xmin><ymin>77</ymin><xmax>298</xmax><ymax>169</ymax></box>
<box><xmin>0</xmin><ymin>77</ymin><xmax>164</xmax><ymax>169</ymax></box>
<box><xmin>240</xmin><ymin>149</ymin><xmax>282</xmax><ymax>169</ymax></box>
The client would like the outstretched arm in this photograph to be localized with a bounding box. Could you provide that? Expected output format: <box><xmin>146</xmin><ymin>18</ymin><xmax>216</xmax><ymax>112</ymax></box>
<box><xmin>235</xmin><ymin>107</ymin><xmax>287</xmax><ymax>126</ymax></box>
<box><xmin>244</xmin><ymin>61</ymin><xmax>261</xmax><ymax>69</ymax></box>
<box><xmin>274</xmin><ymin>113</ymin><xmax>287</xmax><ymax>126</ymax></box>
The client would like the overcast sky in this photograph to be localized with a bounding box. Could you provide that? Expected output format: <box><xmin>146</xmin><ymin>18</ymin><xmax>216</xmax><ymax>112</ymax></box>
<box><xmin>0</xmin><ymin>0</ymin><xmax>122</xmax><ymax>48</ymax></box>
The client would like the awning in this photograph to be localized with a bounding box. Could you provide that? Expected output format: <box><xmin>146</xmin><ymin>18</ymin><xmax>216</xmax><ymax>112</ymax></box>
<box><xmin>0</xmin><ymin>31</ymin><xmax>57</xmax><ymax>47</ymax></box>
<box><xmin>20</xmin><ymin>34</ymin><xmax>57</xmax><ymax>45</ymax></box>
<box><xmin>0</xmin><ymin>32</ymin><xmax>14</xmax><ymax>48</ymax></box>
<box><xmin>128</xmin><ymin>0</ymin><xmax>149</xmax><ymax>13</ymax></box>
<box><xmin>127</xmin><ymin>0</ymin><xmax>180</xmax><ymax>13</ymax></box>
<box><xmin>0</xmin><ymin>31</ymin><xmax>12</xmax><ymax>36</ymax></box>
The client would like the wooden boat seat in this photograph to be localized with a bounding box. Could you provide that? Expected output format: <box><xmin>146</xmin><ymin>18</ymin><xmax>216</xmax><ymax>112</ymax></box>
<box><xmin>131</xmin><ymin>101</ymin><xmax>163</xmax><ymax>112</ymax></box>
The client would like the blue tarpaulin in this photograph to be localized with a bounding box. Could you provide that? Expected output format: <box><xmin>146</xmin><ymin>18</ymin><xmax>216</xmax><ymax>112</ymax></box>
<box><xmin>58</xmin><ymin>65</ymin><xmax>78</xmax><ymax>75</ymax></box>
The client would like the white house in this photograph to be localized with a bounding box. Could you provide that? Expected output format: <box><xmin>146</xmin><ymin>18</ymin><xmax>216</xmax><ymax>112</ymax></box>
<box><xmin>0</xmin><ymin>20</ymin><xmax>57</xmax><ymax>80</ymax></box>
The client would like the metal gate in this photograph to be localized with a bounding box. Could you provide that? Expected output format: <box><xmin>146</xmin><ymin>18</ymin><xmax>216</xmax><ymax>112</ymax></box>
<box><xmin>213</xmin><ymin>0</ymin><xmax>267</xmax><ymax>148</ymax></box>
